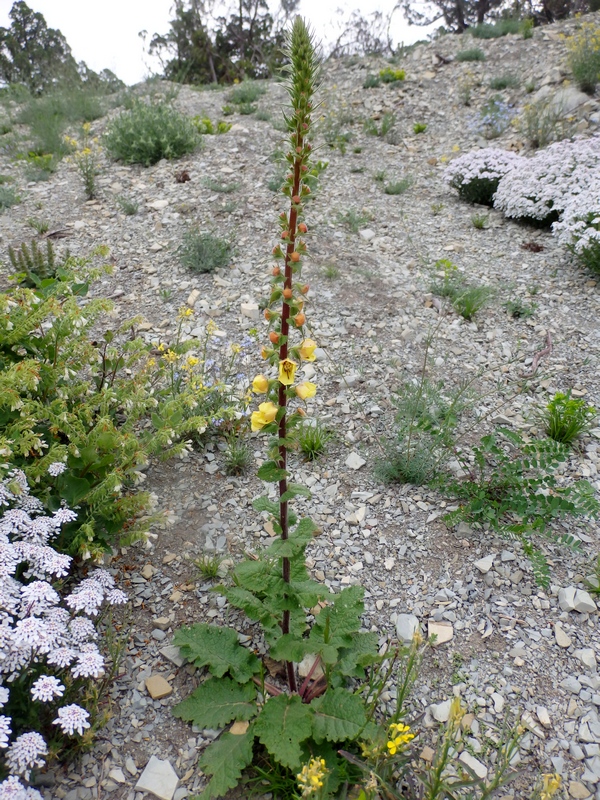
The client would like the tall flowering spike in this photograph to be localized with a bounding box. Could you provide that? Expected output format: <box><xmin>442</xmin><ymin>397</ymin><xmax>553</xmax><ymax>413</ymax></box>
<box><xmin>250</xmin><ymin>16</ymin><xmax>321</xmax><ymax>696</ymax></box>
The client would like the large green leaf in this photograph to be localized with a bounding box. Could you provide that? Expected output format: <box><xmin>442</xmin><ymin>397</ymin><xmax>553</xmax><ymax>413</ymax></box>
<box><xmin>173</xmin><ymin>677</ymin><xmax>257</xmax><ymax>728</ymax></box>
<box><xmin>257</xmin><ymin>460</ymin><xmax>288</xmax><ymax>482</ymax></box>
<box><xmin>173</xmin><ymin>624</ymin><xmax>260</xmax><ymax>682</ymax></box>
<box><xmin>254</xmin><ymin>694</ymin><xmax>313</xmax><ymax>770</ymax></box>
<box><xmin>196</xmin><ymin>729</ymin><xmax>255</xmax><ymax>800</ymax></box>
<box><xmin>311</xmin><ymin>688</ymin><xmax>366</xmax><ymax>743</ymax></box>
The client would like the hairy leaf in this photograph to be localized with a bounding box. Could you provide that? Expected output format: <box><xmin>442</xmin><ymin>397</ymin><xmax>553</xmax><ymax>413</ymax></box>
<box><xmin>196</xmin><ymin>728</ymin><xmax>255</xmax><ymax>800</ymax></box>
<box><xmin>254</xmin><ymin>694</ymin><xmax>313</xmax><ymax>770</ymax></box>
<box><xmin>173</xmin><ymin>677</ymin><xmax>257</xmax><ymax>728</ymax></box>
<box><xmin>173</xmin><ymin>623</ymin><xmax>260</xmax><ymax>682</ymax></box>
<box><xmin>312</xmin><ymin>688</ymin><xmax>367</xmax><ymax>743</ymax></box>
<box><xmin>257</xmin><ymin>460</ymin><xmax>288</xmax><ymax>482</ymax></box>
<box><xmin>252</xmin><ymin>495</ymin><xmax>279</xmax><ymax>515</ymax></box>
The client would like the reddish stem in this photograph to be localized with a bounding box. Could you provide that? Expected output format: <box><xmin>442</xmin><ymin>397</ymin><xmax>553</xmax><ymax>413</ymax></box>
<box><xmin>278</xmin><ymin>132</ymin><xmax>303</xmax><ymax>697</ymax></box>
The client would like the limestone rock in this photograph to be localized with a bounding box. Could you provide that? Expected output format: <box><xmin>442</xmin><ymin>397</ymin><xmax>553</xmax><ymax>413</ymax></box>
<box><xmin>396</xmin><ymin>613</ymin><xmax>420</xmax><ymax>643</ymax></box>
<box><xmin>135</xmin><ymin>756</ymin><xmax>179</xmax><ymax>800</ymax></box>
<box><xmin>145</xmin><ymin>675</ymin><xmax>173</xmax><ymax>700</ymax></box>
<box><xmin>428</xmin><ymin>620</ymin><xmax>453</xmax><ymax>645</ymax></box>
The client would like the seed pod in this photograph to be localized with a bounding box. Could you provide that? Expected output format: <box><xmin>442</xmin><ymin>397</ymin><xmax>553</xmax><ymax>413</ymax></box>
<box><xmin>283</xmin><ymin>288</ymin><xmax>293</xmax><ymax>299</ymax></box>
<box><xmin>294</xmin><ymin>312</ymin><xmax>306</xmax><ymax>326</ymax></box>
<box><xmin>269</xmin><ymin>331</ymin><xmax>280</xmax><ymax>344</ymax></box>
<box><xmin>290</xmin><ymin>252</ymin><xmax>300</xmax><ymax>263</ymax></box>
<box><xmin>298</xmin><ymin>223</ymin><xmax>308</xmax><ymax>234</ymax></box>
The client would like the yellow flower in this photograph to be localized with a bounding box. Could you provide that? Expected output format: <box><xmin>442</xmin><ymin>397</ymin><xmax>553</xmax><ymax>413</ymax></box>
<box><xmin>251</xmin><ymin>401</ymin><xmax>278</xmax><ymax>432</ymax></box>
<box><xmin>448</xmin><ymin>696</ymin><xmax>465</xmax><ymax>726</ymax></box>
<box><xmin>231</xmin><ymin>343</ymin><xmax>241</xmax><ymax>354</ymax></box>
<box><xmin>206</xmin><ymin>319</ymin><xmax>217</xmax><ymax>336</ymax></box>
<box><xmin>386</xmin><ymin>722</ymin><xmax>415</xmax><ymax>755</ymax></box>
<box><xmin>178</xmin><ymin>306</ymin><xmax>194</xmax><ymax>319</ymax></box>
<box><xmin>540</xmin><ymin>773</ymin><xmax>562</xmax><ymax>800</ymax></box>
<box><xmin>295</xmin><ymin>381</ymin><xmax>316</xmax><ymax>400</ymax></box>
<box><xmin>162</xmin><ymin>349</ymin><xmax>179</xmax><ymax>364</ymax></box>
<box><xmin>278</xmin><ymin>358</ymin><xmax>297</xmax><ymax>386</ymax></box>
<box><xmin>147</xmin><ymin>358</ymin><xmax>156</xmax><ymax>368</ymax></box>
<box><xmin>186</xmin><ymin>356</ymin><xmax>199</xmax><ymax>367</ymax></box>
<box><xmin>297</xmin><ymin>757</ymin><xmax>327</xmax><ymax>797</ymax></box>
<box><xmin>298</xmin><ymin>339</ymin><xmax>317</xmax><ymax>361</ymax></box>
<box><xmin>452</xmin><ymin>144</ymin><xmax>460</xmax><ymax>152</ymax></box>
<box><xmin>252</xmin><ymin>374</ymin><xmax>269</xmax><ymax>393</ymax></box>
<box><xmin>82</xmin><ymin>122</ymin><xmax>91</xmax><ymax>133</ymax></box>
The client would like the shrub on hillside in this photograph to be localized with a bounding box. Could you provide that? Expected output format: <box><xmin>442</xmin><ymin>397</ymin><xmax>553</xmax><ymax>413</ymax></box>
<box><xmin>553</xmin><ymin>180</ymin><xmax>600</xmax><ymax>273</ymax></box>
<box><xmin>493</xmin><ymin>136</ymin><xmax>600</xmax><ymax>223</ymax></box>
<box><xmin>444</xmin><ymin>147</ymin><xmax>523</xmax><ymax>204</ymax></box>
<box><xmin>567</xmin><ymin>21</ymin><xmax>600</xmax><ymax>94</ymax></box>
<box><xmin>0</xmin><ymin>251</ymin><xmax>248</xmax><ymax>558</ymax></box>
<box><xmin>0</xmin><ymin>470</ymin><xmax>128</xmax><ymax>796</ymax></box>
<box><xmin>103</xmin><ymin>100</ymin><xmax>199</xmax><ymax>166</ymax></box>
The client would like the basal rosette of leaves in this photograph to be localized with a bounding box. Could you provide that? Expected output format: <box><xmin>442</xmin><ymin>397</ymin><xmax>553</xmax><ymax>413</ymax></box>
<box><xmin>0</xmin><ymin>470</ymin><xmax>128</xmax><ymax>795</ymax></box>
<box><xmin>444</xmin><ymin>147</ymin><xmax>523</xmax><ymax>205</ymax></box>
<box><xmin>0</xmin><ymin>250</ymin><xmax>248</xmax><ymax>558</ymax></box>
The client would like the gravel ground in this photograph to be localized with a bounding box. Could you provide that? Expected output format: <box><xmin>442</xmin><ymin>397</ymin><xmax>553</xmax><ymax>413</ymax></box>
<box><xmin>2</xmin><ymin>12</ymin><xmax>600</xmax><ymax>800</ymax></box>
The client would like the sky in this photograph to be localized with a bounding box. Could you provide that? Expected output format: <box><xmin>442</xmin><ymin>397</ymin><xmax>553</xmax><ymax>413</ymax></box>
<box><xmin>0</xmin><ymin>0</ymin><xmax>437</xmax><ymax>86</ymax></box>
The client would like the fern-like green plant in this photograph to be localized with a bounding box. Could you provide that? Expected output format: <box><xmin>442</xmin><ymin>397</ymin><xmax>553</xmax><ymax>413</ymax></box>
<box><xmin>440</xmin><ymin>428</ymin><xmax>599</xmax><ymax>585</ymax></box>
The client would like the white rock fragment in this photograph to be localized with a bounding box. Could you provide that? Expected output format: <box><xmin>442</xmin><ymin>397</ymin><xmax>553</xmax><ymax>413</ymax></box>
<box><xmin>431</xmin><ymin>699</ymin><xmax>452</xmax><ymax>723</ymax></box>
<box><xmin>147</xmin><ymin>199</ymin><xmax>169</xmax><ymax>210</ymax></box>
<box><xmin>559</xmin><ymin>586</ymin><xmax>577</xmax><ymax>611</ymax></box>
<box><xmin>491</xmin><ymin>692</ymin><xmax>505</xmax><ymax>713</ymax></box>
<box><xmin>298</xmin><ymin>654</ymin><xmax>324</xmax><ymax>679</ymax></box>
<box><xmin>555</xmin><ymin>625</ymin><xmax>572</xmax><ymax>648</ymax></box>
<box><xmin>428</xmin><ymin>620</ymin><xmax>453</xmax><ymax>645</ymax></box>
<box><xmin>574</xmin><ymin>590</ymin><xmax>597</xmax><ymax>614</ymax></box>
<box><xmin>575</xmin><ymin>648</ymin><xmax>597</xmax><ymax>670</ymax></box>
<box><xmin>396</xmin><ymin>614</ymin><xmax>419</xmax><ymax>643</ymax></box>
<box><xmin>135</xmin><ymin>756</ymin><xmax>179</xmax><ymax>800</ymax></box>
<box><xmin>359</xmin><ymin>228</ymin><xmax>376</xmax><ymax>241</ymax></box>
<box><xmin>459</xmin><ymin>751</ymin><xmax>487</xmax><ymax>780</ymax></box>
<box><xmin>536</xmin><ymin>706</ymin><xmax>551</xmax><ymax>728</ymax></box>
<box><xmin>240</xmin><ymin>302</ymin><xmax>259</xmax><ymax>320</ymax></box>
<box><xmin>473</xmin><ymin>554</ymin><xmax>495</xmax><ymax>574</ymax></box>
<box><xmin>345</xmin><ymin>452</ymin><xmax>366</xmax><ymax>470</ymax></box>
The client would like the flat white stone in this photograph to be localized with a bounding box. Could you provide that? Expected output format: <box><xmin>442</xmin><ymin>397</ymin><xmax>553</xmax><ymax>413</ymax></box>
<box><xmin>428</xmin><ymin>620</ymin><xmax>453</xmax><ymax>645</ymax></box>
<box><xmin>536</xmin><ymin>706</ymin><xmax>551</xmax><ymax>728</ymax></box>
<box><xmin>160</xmin><ymin>645</ymin><xmax>185</xmax><ymax>667</ymax></box>
<box><xmin>558</xmin><ymin>586</ymin><xmax>577</xmax><ymax>612</ymax></box>
<box><xmin>396</xmin><ymin>613</ymin><xmax>419</xmax><ymax>643</ymax></box>
<box><xmin>147</xmin><ymin>199</ymin><xmax>169</xmax><ymax>210</ymax></box>
<box><xmin>358</xmin><ymin>228</ymin><xmax>375</xmax><ymax>241</ymax></box>
<box><xmin>574</xmin><ymin>590</ymin><xmax>597</xmax><ymax>614</ymax></box>
<box><xmin>431</xmin><ymin>699</ymin><xmax>452</xmax><ymax>723</ymax></box>
<box><xmin>575</xmin><ymin>648</ymin><xmax>597</xmax><ymax>670</ymax></box>
<box><xmin>345</xmin><ymin>452</ymin><xmax>366</xmax><ymax>470</ymax></box>
<box><xmin>459</xmin><ymin>751</ymin><xmax>487</xmax><ymax>780</ymax></box>
<box><xmin>555</xmin><ymin>625</ymin><xmax>572</xmax><ymax>648</ymax></box>
<box><xmin>240</xmin><ymin>302</ymin><xmax>259</xmax><ymax>320</ymax></box>
<box><xmin>135</xmin><ymin>756</ymin><xmax>179</xmax><ymax>800</ymax></box>
<box><xmin>473</xmin><ymin>554</ymin><xmax>495</xmax><ymax>574</ymax></box>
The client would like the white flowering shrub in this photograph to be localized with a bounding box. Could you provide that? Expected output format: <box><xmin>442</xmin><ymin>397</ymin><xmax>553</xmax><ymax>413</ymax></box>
<box><xmin>444</xmin><ymin>147</ymin><xmax>524</xmax><ymax>205</ymax></box>
<box><xmin>0</xmin><ymin>470</ymin><xmax>127</xmax><ymax>796</ymax></box>
<box><xmin>553</xmin><ymin>179</ymin><xmax>600</xmax><ymax>274</ymax></box>
<box><xmin>494</xmin><ymin>136</ymin><xmax>600</xmax><ymax>223</ymax></box>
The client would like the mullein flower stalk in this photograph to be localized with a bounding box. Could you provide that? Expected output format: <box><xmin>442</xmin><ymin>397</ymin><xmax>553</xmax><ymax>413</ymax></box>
<box><xmin>251</xmin><ymin>17</ymin><xmax>320</xmax><ymax>694</ymax></box>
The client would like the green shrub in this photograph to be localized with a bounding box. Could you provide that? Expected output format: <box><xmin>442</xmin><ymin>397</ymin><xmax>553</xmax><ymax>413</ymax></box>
<box><xmin>471</xmin><ymin>212</ymin><xmax>489</xmax><ymax>229</ymax></box>
<box><xmin>567</xmin><ymin>21</ymin><xmax>600</xmax><ymax>94</ymax></box>
<box><xmin>179</xmin><ymin>231</ymin><xmax>231</xmax><ymax>272</ymax></box>
<box><xmin>540</xmin><ymin>391</ymin><xmax>597</xmax><ymax>445</ymax></box>
<box><xmin>297</xmin><ymin>420</ymin><xmax>333</xmax><ymax>460</ymax></box>
<box><xmin>469</xmin><ymin>19</ymin><xmax>522</xmax><ymax>38</ymax></box>
<box><xmin>364</xmin><ymin>112</ymin><xmax>396</xmax><ymax>137</ymax></box>
<box><xmin>227</xmin><ymin>80</ymin><xmax>267</xmax><ymax>104</ymax></box>
<box><xmin>413</xmin><ymin>122</ymin><xmax>427</xmax><ymax>134</ymax></box>
<box><xmin>489</xmin><ymin>74</ymin><xmax>519</xmax><ymax>90</ymax></box>
<box><xmin>384</xmin><ymin>177</ymin><xmax>412</xmax><ymax>195</ymax></box>
<box><xmin>363</xmin><ymin>73</ymin><xmax>380</xmax><ymax>88</ymax></box>
<box><xmin>103</xmin><ymin>100</ymin><xmax>200</xmax><ymax>166</ymax></box>
<box><xmin>192</xmin><ymin>115</ymin><xmax>232</xmax><ymax>134</ymax></box>
<box><xmin>0</xmin><ymin>184</ymin><xmax>19</xmax><ymax>211</ymax></box>
<box><xmin>0</xmin><ymin>255</ymin><xmax>247</xmax><ymax>558</ymax></box>
<box><xmin>116</xmin><ymin>195</ymin><xmax>139</xmax><ymax>215</ymax></box>
<box><xmin>9</xmin><ymin>238</ymin><xmax>62</xmax><ymax>286</ymax></box>
<box><xmin>456</xmin><ymin>48</ymin><xmax>486</xmax><ymax>62</ymax></box>
<box><xmin>441</xmin><ymin>428</ymin><xmax>599</xmax><ymax>585</ymax></box>
<box><xmin>517</xmin><ymin>96</ymin><xmax>576</xmax><ymax>149</ymax></box>
<box><xmin>378</xmin><ymin>67</ymin><xmax>406</xmax><ymax>82</ymax></box>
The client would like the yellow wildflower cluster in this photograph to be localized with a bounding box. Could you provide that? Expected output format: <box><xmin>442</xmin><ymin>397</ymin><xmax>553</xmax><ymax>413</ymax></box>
<box><xmin>177</xmin><ymin>306</ymin><xmax>194</xmax><ymax>320</ymax></box>
<box><xmin>539</xmin><ymin>773</ymin><xmax>561</xmax><ymax>800</ymax></box>
<box><xmin>386</xmin><ymin>722</ymin><xmax>415</xmax><ymax>755</ymax></box>
<box><xmin>297</xmin><ymin>757</ymin><xmax>327</xmax><ymax>797</ymax></box>
<box><xmin>250</xmin><ymin>338</ymin><xmax>318</xmax><ymax>432</ymax></box>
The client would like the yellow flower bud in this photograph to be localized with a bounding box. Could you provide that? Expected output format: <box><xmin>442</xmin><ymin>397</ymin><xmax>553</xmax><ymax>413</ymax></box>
<box><xmin>252</xmin><ymin>374</ymin><xmax>269</xmax><ymax>393</ymax></box>
<box><xmin>298</xmin><ymin>339</ymin><xmax>317</xmax><ymax>362</ymax></box>
<box><xmin>295</xmin><ymin>381</ymin><xmax>316</xmax><ymax>400</ymax></box>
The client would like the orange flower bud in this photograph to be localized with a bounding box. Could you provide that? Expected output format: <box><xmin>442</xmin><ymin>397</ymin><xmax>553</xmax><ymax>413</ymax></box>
<box><xmin>292</xmin><ymin>195</ymin><xmax>301</xmax><ymax>204</ymax></box>
<box><xmin>269</xmin><ymin>331</ymin><xmax>280</xmax><ymax>344</ymax></box>
<box><xmin>300</xmin><ymin>284</ymin><xmax>309</xmax><ymax>294</ymax></box>
<box><xmin>290</xmin><ymin>252</ymin><xmax>300</xmax><ymax>263</ymax></box>
<box><xmin>298</xmin><ymin>223</ymin><xmax>308</xmax><ymax>233</ymax></box>
<box><xmin>294</xmin><ymin>312</ymin><xmax>306</xmax><ymax>326</ymax></box>
<box><xmin>283</xmin><ymin>287</ymin><xmax>293</xmax><ymax>299</ymax></box>
<box><xmin>281</xmin><ymin>230</ymin><xmax>290</xmax><ymax>239</ymax></box>
<box><xmin>272</xmin><ymin>266</ymin><xmax>281</xmax><ymax>276</ymax></box>
<box><xmin>264</xmin><ymin>309</ymin><xmax>272</xmax><ymax>321</ymax></box>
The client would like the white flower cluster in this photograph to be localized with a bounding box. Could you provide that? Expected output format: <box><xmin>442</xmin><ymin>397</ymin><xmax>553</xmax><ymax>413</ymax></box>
<box><xmin>444</xmin><ymin>147</ymin><xmax>523</xmax><ymax>196</ymax></box>
<box><xmin>553</xmin><ymin>179</ymin><xmax>600</xmax><ymax>265</ymax></box>
<box><xmin>0</xmin><ymin>471</ymin><xmax>127</xmax><ymax>796</ymax></box>
<box><xmin>494</xmin><ymin>136</ymin><xmax>600</xmax><ymax>222</ymax></box>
